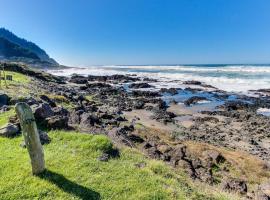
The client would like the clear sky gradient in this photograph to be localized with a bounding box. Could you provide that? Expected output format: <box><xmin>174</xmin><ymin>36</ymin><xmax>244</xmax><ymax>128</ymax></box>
<box><xmin>0</xmin><ymin>0</ymin><xmax>270</xmax><ymax>66</ymax></box>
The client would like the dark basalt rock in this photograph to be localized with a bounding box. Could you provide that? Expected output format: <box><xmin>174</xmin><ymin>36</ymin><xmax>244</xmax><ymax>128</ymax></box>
<box><xmin>184</xmin><ymin>87</ymin><xmax>203</xmax><ymax>93</ymax></box>
<box><xmin>107</xmin><ymin>125</ymin><xmax>144</xmax><ymax>147</ymax></box>
<box><xmin>98</xmin><ymin>153</ymin><xmax>110</xmax><ymax>162</ymax></box>
<box><xmin>86</xmin><ymin>82</ymin><xmax>112</xmax><ymax>88</ymax></box>
<box><xmin>221</xmin><ymin>178</ymin><xmax>247</xmax><ymax>194</ymax></box>
<box><xmin>157</xmin><ymin>100</ymin><xmax>167</xmax><ymax>110</ymax></box>
<box><xmin>79</xmin><ymin>113</ymin><xmax>100</xmax><ymax>130</ymax></box>
<box><xmin>52</xmin><ymin>106</ymin><xmax>69</xmax><ymax>116</ymax></box>
<box><xmin>147</xmin><ymin>147</ymin><xmax>162</xmax><ymax>159</ymax></box>
<box><xmin>46</xmin><ymin>115</ymin><xmax>69</xmax><ymax>130</ymax></box>
<box><xmin>221</xmin><ymin>101</ymin><xmax>250</xmax><ymax>111</ymax></box>
<box><xmin>0</xmin><ymin>105</ymin><xmax>10</xmax><ymax>112</ymax></box>
<box><xmin>202</xmin><ymin>150</ymin><xmax>225</xmax><ymax>165</ymax></box>
<box><xmin>40</xmin><ymin>95</ymin><xmax>56</xmax><ymax>107</ymax></box>
<box><xmin>98</xmin><ymin>148</ymin><xmax>120</xmax><ymax>162</ymax></box>
<box><xmin>9</xmin><ymin>96</ymin><xmax>39</xmax><ymax>106</ymax></box>
<box><xmin>26</xmin><ymin>97</ymin><xmax>40</xmax><ymax>106</ymax></box>
<box><xmin>151</xmin><ymin>109</ymin><xmax>176</xmax><ymax>123</ymax></box>
<box><xmin>0</xmin><ymin>93</ymin><xmax>9</xmax><ymax>106</ymax></box>
<box><xmin>88</xmin><ymin>75</ymin><xmax>108</xmax><ymax>82</ymax></box>
<box><xmin>183</xmin><ymin>80</ymin><xmax>202</xmax><ymax>85</ymax></box>
<box><xmin>109</xmin><ymin>74</ymin><xmax>139</xmax><ymax>82</ymax></box>
<box><xmin>194</xmin><ymin>116</ymin><xmax>219</xmax><ymax>124</ymax></box>
<box><xmin>142</xmin><ymin>77</ymin><xmax>157</xmax><ymax>82</ymax></box>
<box><xmin>88</xmin><ymin>74</ymin><xmax>140</xmax><ymax>83</ymax></box>
<box><xmin>169</xmin><ymin>144</ymin><xmax>187</xmax><ymax>166</ymax></box>
<box><xmin>129</xmin><ymin>82</ymin><xmax>153</xmax><ymax>89</ymax></box>
<box><xmin>160</xmin><ymin>88</ymin><xmax>179</xmax><ymax>95</ymax></box>
<box><xmin>117</xmin><ymin>125</ymin><xmax>134</xmax><ymax>135</ymax></box>
<box><xmin>183</xmin><ymin>80</ymin><xmax>217</xmax><ymax>89</ymax></box>
<box><xmin>132</xmin><ymin>90</ymin><xmax>160</xmax><ymax>98</ymax></box>
<box><xmin>184</xmin><ymin>96</ymin><xmax>208</xmax><ymax>106</ymax></box>
<box><xmin>38</xmin><ymin>130</ymin><xmax>51</xmax><ymax>145</ymax></box>
<box><xmin>250</xmin><ymin>88</ymin><xmax>270</xmax><ymax>97</ymax></box>
<box><xmin>133</xmin><ymin>100</ymin><xmax>145</xmax><ymax>109</ymax></box>
<box><xmin>69</xmin><ymin>74</ymin><xmax>88</xmax><ymax>84</ymax></box>
<box><xmin>0</xmin><ymin>123</ymin><xmax>20</xmax><ymax>137</ymax></box>
<box><xmin>32</xmin><ymin>103</ymin><xmax>54</xmax><ymax>121</ymax></box>
<box><xmin>69</xmin><ymin>110</ymin><xmax>83</xmax><ymax>124</ymax></box>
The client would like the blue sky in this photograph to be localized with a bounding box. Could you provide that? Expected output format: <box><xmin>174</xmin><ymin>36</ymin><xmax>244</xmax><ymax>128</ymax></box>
<box><xmin>0</xmin><ymin>0</ymin><xmax>270</xmax><ymax>66</ymax></box>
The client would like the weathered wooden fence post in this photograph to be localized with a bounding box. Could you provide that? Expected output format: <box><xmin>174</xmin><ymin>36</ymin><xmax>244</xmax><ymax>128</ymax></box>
<box><xmin>15</xmin><ymin>102</ymin><xmax>45</xmax><ymax>175</ymax></box>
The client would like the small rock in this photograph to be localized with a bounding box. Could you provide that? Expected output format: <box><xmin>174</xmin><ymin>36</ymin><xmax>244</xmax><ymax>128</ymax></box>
<box><xmin>39</xmin><ymin>130</ymin><xmax>51</xmax><ymax>145</ymax></box>
<box><xmin>160</xmin><ymin>88</ymin><xmax>179</xmax><ymax>95</ymax></box>
<box><xmin>134</xmin><ymin>162</ymin><xmax>146</xmax><ymax>168</ymax></box>
<box><xmin>52</xmin><ymin>106</ymin><xmax>69</xmax><ymax>116</ymax></box>
<box><xmin>221</xmin><ymin>178</ymin><xmax>247</xmax><ymax>194</ymax></box>
<box><xmin>69</xmin><ymin>75</ymin><xmax>88</xmax><ymax>84</ymax></box>
<box><xmin>184</xmin><ymin>96</ymin><xmax>208</xmax><ymax>106</ymax></box>
<box><xmin>40</xmin><ymin>95</ymin><xmax>56</xmax><ymax>107</ymax></box>
<box><xmin>183</xmin><ymin>80</ymin><xmax>202</xmax><ymax>85</ymax></box>
<box><xmin>0</xmin><ymin>123</ymin><xmax>20</xmax><ymax>137</ymax></box>
<box><xmin>32</xmin><ymin>103</ymin><xmax>54</xmax><ymax>121</ymax></box>
<box><xmin>0</xmin><ymin>105</ymin><xmax>10</xmax><ymax>112</ymax></box>
<box><xmin>79</xmin><ymin>113</ymin><xmax>100</xmax><ymax>130</ymax></box>
<box><xmin>98</xmin><ymin>153</ymin><xmax>110</xmax><ymax>162</ymax></box>
<box><xmin>129</xmin><ymin>82</ymin><xmax>153</xmax><ymax>89</ymax></box>
<box><xmin>0</xmin><ymin>93</ymin><xmax>9</xmax><ymax>106</ymax></box>
<box><xmin>202</xmin><ymin>150</ymin><xmax>225</xmax><ymax>165</ymax></box>
<box><xmin>133</xmin><ymin>100</ymin><xmax>145</xmax><ymax>109</ymax></box>
<box><xmin>46</xmin><ymin>116</ymin><xmax>69</xmax><ymax>130</ymax></box>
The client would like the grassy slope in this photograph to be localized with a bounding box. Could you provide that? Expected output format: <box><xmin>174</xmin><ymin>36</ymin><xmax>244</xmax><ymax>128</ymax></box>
<box><xmin>0</xmin><ymin>71</ymin><xmax>31</xmax><ymax>98</ymax></box>
<box><xmin>0</xmin><ymin>130</ymin><xmax>236</xmax><ymax>200</ymax></box>
<box><xmin>0</xmin><ymin>108</ymin><xmax>15</xmax><ymax>127</ymax></box>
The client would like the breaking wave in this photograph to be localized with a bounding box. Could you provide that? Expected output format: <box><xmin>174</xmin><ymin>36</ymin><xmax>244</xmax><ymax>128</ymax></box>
<box><xmin>49</xmin><ymin>65</ymin><xmax>270</xmax><ymax>93</ymax></box>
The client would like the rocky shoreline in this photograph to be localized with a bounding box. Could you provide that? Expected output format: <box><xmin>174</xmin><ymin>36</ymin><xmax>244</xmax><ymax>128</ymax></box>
<box><xmin>1</xmin><ymin>63</ymin><xmax>270</xmax><ymax>199</ymax></box>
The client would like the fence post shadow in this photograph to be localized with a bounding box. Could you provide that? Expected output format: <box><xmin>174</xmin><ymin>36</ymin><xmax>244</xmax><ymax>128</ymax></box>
<box><xmin>38</xmin><ymin>169</ymin><xmax>101</xmax><ymax>200</ymax></box>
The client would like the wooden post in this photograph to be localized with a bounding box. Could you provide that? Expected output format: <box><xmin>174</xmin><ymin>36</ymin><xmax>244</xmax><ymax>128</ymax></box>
<box><xmin>15</xmin><ymin>102</ymin><xmax>45</xmax><ymax>175</ymax></box>
<box><xmin>2</xmin><ymin>68</ymin><xmax>7</xmax><ymax>88</ymax></box>
<box><xmin>0</xmin><ymin>70</ymin><xmax>2</xmax><ymax>88</ymax></box>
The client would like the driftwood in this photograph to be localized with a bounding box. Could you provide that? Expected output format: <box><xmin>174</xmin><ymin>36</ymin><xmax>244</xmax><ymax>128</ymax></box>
<box><xmin>15</xmin><ymin>102</ymin><xmax>45</xmax><ymax>175</ymax></box>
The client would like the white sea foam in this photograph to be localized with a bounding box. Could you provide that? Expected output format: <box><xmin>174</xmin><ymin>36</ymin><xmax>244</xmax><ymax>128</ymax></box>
<box><xmin>48</xmin><ymin>65</ymin><xmax>270</xmax><ymax>93</ymax></box>
<box><xmin>102</xmin><ymin>65</ymin><xmax>270</xmax><ymax>73</ymax></box>
<box><xmin>257</xmin><ymin>108</ymin><xmax>270</xmax><ymax>116</ymax></box>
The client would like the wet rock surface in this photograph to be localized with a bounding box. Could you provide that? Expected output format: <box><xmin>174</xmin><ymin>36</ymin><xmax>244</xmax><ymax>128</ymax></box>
<box><xmin>184</xmin><ymin>96</ymin><xmax>208</xmax><ymax>106</ymax></box>
<box><xmin>160</xmin><ymin>88</ymin><xmax>180</xmax><ymax>95</ymax></box>
<box><xmin>129</xmin><ymin>82</ymin><xmax>153</xmax><ymax>89</ymax></box>
<box><xmin>178</xmin><ymin>98</ymin><xmax>270</xmax><ymax>161</ymax></box>
<box><xmin>31</xmin><ymin>72</ymin><xmax>270</xmax><ymax>164</ymax></box>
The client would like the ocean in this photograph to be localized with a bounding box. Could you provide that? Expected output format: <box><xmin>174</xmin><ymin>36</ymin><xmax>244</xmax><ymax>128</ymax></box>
<box><xmin>49</xmin><ymin>64</ymin><xmax>270</xmax><ymax>93</ymax></box>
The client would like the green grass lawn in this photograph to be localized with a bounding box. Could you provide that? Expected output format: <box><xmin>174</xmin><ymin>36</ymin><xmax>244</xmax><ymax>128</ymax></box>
<box><xmin>0</xmin><ymin>71</ymin><xmax>32</xmax><ymax>98</ymax></box>
<box><xmin>1</xmin><ymin>71</ymin><xmax>31</xmax><ymax>85</ymax></box>
<box><xmin>0</xmin><ymin>130</ymin><xmax>236</xmax><ymax>200</ymax></box>
<box><xmin>0</xmin><ymin>108</ymin><xmax>15</xmax><ymax>127</ymax></box>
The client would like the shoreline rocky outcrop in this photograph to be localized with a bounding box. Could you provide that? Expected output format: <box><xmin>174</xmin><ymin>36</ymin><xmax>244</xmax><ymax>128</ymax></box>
<box><xmin>1</xmin><ymin>62</ymin><xmax>270</xmax><ymax>199</ymax></box>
